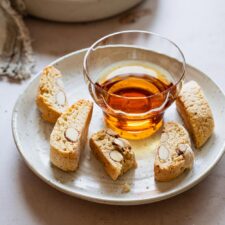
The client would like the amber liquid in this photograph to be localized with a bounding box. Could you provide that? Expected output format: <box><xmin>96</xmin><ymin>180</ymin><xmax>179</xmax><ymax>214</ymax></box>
<box><xmin>95</xmin><ymin>72</ymin><xmax>176</xmax><ymax>139</ymax></box>
<box><xmin>98</xmin><ymin>74</ymin><xmax>174</xmax><ymax>114</ymax></box>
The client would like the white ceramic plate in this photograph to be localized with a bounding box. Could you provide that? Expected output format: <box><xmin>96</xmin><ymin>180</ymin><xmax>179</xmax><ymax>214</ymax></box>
<box><xmin>12</xmin><ymin>49</ymin><xmax>225</xmax><ymax>205</ymax></box>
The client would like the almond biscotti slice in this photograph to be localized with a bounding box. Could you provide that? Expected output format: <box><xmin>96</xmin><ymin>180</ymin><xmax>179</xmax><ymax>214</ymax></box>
<box><xmin>90</xmin><ymin>129</ymin><xmax>137</xmax><ymax>180</ymax></box>
<box><xmin>154</xmin><ymin>122</ymin><xmax>194</xmax><ymax>182</ymax></box>
<box><xmin>176</xmin><ymin>80</ymin><xmax>214</xmax><ymax>148</ymax></box>
<box><xmin>50</xmin><ymin>99</ymin><xmax>93</xmax><ymax>171</ymax></box>
<box><xmin>36</xmin><ymin>66</ymin><xmax>68</xmax><ymax>123</ymax></box>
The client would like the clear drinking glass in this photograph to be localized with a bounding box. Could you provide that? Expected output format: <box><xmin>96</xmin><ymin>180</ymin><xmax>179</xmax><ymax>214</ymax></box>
<box><xmin>83</xmin><ymin>30</ymin><xmax>185</xmax><ymax>140</ymax></box>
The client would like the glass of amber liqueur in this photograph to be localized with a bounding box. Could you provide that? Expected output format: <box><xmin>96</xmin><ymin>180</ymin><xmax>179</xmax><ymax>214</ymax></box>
<box><xmin>83</xmin><ymin>31</ymin><xmax>185</xmax><ymax>140</ymax></box>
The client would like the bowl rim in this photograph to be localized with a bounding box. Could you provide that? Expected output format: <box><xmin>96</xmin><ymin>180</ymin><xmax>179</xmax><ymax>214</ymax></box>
<box><xmin>83</xmin><ymin>30</ymin><xmax>186</xmax><ymax>100</ymax></box>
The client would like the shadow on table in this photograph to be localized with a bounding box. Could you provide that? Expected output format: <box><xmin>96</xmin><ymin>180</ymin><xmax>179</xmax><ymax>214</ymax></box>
<box><xmin>17</xmin><ymin>155</ymin><xmax>225</xmax><ymax>225</ymax></box>
<box><xmin>26</xmin><ymin>0</ymin><xmax>159</xmax><ymax>58</ymax></box>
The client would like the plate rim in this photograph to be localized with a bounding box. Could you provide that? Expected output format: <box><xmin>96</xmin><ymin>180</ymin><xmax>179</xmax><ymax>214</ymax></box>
<box><xmin>11</xmin><ymin>48</ymin><xmax>225</xmax><ymax>205</ymax></box>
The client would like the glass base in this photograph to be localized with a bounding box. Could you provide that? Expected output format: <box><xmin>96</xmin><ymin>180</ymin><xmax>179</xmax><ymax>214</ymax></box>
<box><xmin>104</xmin><ymin>113</ymin><xmax>163</xmax><ymax>140</ymax></box>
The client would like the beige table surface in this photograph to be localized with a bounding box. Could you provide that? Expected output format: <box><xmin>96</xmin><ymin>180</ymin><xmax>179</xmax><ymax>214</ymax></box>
<box><xmin>1</xmin><ymin>0</ymin><xmax>225</xmax><ymax>224</ymax></box>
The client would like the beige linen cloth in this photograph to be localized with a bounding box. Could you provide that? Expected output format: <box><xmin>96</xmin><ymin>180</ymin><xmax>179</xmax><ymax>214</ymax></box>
<box><xmin>0</xmin><ymin>0</ymin><xmax>34</xmax><ymax>80</ymax></box>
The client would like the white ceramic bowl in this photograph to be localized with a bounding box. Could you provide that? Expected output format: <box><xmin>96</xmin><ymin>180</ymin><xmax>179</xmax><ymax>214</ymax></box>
<box><xmin>24</xmin><ymin>0</ymin><xmax>143</xmax><ymax>22</ymax></box>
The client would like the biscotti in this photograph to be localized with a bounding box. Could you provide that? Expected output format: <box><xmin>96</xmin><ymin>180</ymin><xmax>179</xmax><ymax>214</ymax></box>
<box><xmin>90</xmin><ymin>129</ymin><xmax>137</xmax><ymax>180</ymax></box>
<box><xmin>154</xmin><ymin>122</ymin><xmax>194</xmax><ymax>182</ymax></box>
<box><xmin>176</xmin><ymin>80</ymin><xmax>214</xmax><ymax>148</ymax></box>
<box><xmin>36</xmin><ymin>66</ymin><xmax>68</xmax><ymax>123</ymax></box>
<box><xmin>50</xmin><ymin>99</ymin><xmax>93</xmax><ymax>171</ymax></box>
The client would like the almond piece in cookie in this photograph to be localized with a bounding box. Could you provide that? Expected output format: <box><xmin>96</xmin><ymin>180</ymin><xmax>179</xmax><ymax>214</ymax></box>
<box><xmin>154</xmin><ymin>122</ymin><xmax>194</xmax><ymax>182</ymax></box>
<box><xmin>90</xmin><ymin>129</ymin><xmax>137</xmax><ymax>180</ymax></box>
<box><xmin>50</xmin><ymin>99</ymin><xmax>93</xmax><ymax>171</ymax></box>
<box><xmin>176</xmin><ymin>80</ymin><xmax>214</xmax><ymax>148</ymax></box>
<box><xmin>36</xmin><ymin>66</ymin><xmax>68</xmax><ymax>123</ymax></box>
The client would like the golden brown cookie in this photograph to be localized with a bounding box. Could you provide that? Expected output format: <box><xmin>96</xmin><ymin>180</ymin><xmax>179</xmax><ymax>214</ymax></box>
<box><xmin>50</xmin><ymin>99</ymin><xmax>93</xmax><ymax>171</ymax></box>
<box><xmin>90</xmin><ymin>129</ymin><xmax>137</xmax><ymax>180</ymax></box>
<box><xmin>154</xmin><ymin>122</ymin><xmax>194</xmax><ymax>182</ymax></box>
<box><xmin>176</xmin><ymin>80</ymin><xmax>214</xmax><ymax>148</ymax></box>
<box><xmin>36</xmin><ymin>66</ymin><xmax>68</xmax><ymax>123</ymax></box>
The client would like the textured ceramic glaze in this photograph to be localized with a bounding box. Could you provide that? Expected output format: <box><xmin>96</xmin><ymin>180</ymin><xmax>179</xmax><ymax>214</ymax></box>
<box><xmin>12</xmin><ymin>49</ymin><xmax>225</xmax><ymax>205</ymax></box>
